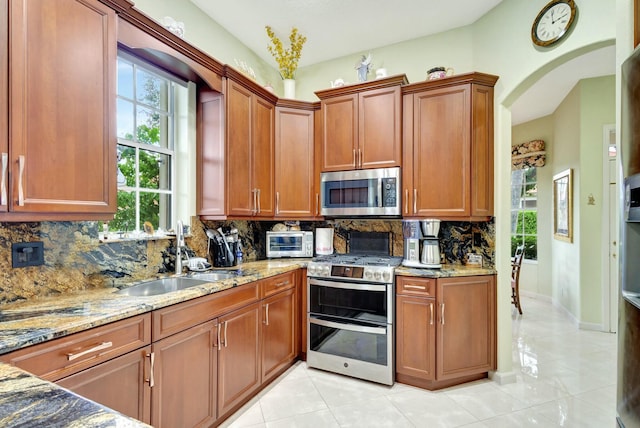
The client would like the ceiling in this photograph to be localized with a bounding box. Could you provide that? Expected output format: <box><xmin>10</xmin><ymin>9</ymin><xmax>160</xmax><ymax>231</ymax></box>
<box><xmin>188</xmin><ymin>0</ymin><xmax>615</xmax><ymax>125</ymax></box>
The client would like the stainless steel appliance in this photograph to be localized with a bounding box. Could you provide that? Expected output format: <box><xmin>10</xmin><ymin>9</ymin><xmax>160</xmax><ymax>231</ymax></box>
<box><xmin>307</xmin><ymin>253</ymin><xmax>401</xmax><ymax>385</ymax></box>
<box><xmin>619</xmin><ymin>45</ymin><xmax>640</xmax><ymax>428</ymax></box>
<box><xmin>266</xmin><ymin>231</ymin><xmax>314</xmax><ymax>258</ymax></box>
<box><xmin>320</xmin><ymin>167</ymin><xmax>401</xmax><ymax>217</ymax></box>
<box><xmin>402</xmin><ymin>219</ymin><xmax>442</xmax><ymax>268</ymax></box>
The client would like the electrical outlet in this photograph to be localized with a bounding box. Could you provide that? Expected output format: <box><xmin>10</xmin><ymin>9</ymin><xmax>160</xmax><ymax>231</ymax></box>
<box><xmin>12</xmin><ymin>242</ymin><xmax>44</xmax><ymax>268</ymax></box>
<box><xmin>473</xmin><ymin>232</ymin><xmax>482</xmax><ymax>247</ymax></box>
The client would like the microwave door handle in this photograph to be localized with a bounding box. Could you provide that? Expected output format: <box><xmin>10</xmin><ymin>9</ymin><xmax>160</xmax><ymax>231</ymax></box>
<box><xmin>377</xmin><ymin>179</ymin><xmax>383</xmax><ymax>207</ymax></box>
<box><xmin>309</xmin><ymin>317</ymin><xmax>387</xmax><ymax>335</ymax></box>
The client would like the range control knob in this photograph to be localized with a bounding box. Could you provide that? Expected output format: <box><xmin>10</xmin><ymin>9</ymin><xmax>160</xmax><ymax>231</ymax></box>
<box><xmin>382</xmin><ymin>271</ymin><xmax>391</xmax><ymax>282</ymax></box>
<box><xmin>364</xmin><ymin>270</ymin><xmax>373</xmax><ymax>280</ymax></box>
<box><xmin>374</xmin><ymin>271</ymin><xmax>382</xmax><ymax>281</ymax></box>
<box><xmin>322</xmin><ymin>265</ymin><xmax>330</xmax><ymax>276</ymax></box>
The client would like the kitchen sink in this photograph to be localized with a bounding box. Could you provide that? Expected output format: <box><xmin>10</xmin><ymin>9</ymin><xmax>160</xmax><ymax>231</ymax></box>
<box><xmin>116</xmin><ymin>277</ymin><xmax>211</xmax><ymax>296</ymax></box>
<box><xmin>189</xmin><ymin>271</ymin><xmax>239</xmax><ymax>282</ymax></box>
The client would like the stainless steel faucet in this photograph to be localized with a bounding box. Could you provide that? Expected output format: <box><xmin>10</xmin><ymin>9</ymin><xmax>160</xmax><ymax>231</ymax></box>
<box><xmin>175</xmin><ymin>220</ymin><xmax>186</xmax><ymax>274</ymax></box>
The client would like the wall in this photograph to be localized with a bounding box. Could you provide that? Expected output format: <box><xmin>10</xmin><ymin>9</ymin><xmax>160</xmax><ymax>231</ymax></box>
<box><xmin>511</xmin><ymin>114</ymin><xmax>554</xmax><ymax>297</ymax></box>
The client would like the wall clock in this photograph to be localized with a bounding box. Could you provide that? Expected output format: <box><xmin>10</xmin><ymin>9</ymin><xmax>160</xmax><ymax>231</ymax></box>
<box><xmin>531</xmin><ymin>0</ymin><xmax>577</xmax><ymax>47</ymax></box>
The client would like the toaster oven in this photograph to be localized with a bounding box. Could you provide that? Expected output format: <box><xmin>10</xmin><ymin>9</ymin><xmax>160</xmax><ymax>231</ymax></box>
<box><xmin>266</xmin><ymin>231</ymin><xmax>314</xmax><ymax>258</ymax></box>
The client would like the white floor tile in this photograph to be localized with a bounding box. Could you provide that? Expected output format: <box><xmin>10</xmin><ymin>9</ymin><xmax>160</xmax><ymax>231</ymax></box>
<box><xmin>221</xmin><ymin>295</ymin><xmax>618</xmax><ymax>428</ymax></box>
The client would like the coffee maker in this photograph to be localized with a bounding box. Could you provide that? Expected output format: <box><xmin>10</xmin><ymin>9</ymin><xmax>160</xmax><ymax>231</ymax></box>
<box><xmin>402</xmin><ymin>219</ymin><xmax>442</xmax><ymax>268</ymax></box>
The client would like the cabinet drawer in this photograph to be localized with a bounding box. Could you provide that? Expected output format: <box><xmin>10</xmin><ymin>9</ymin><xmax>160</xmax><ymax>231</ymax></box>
<box><xmin>153</xmin><ymin>282</ymin><xmax>259</xmax><ymax>340</ymax></box>
<box><xmin>396</xmin><ymin>276</ymin><xmax>436</xmax><ymax>297</ymax></box>
<box><xmin>0</xmin><ymin>314</ymin><xmax>151</xmax><ymax>382</ymax></box>
<box><xmin>261</xmin><ymin>271</ymin><xmax>296</xmax><ymax>298</ymax></box>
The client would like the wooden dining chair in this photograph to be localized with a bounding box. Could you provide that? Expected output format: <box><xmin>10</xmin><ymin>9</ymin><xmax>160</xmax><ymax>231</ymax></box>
<box><xmin>511</xmin><ymin>245</ymin><xmax>525</xmax><ymax>314</ymax></box>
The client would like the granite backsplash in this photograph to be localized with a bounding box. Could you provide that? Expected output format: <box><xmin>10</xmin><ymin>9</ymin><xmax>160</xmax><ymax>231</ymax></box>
<box><xmin>0</xmin><ymin>218</ymin><xmax>494</xmax><ymax>304</ymax></box>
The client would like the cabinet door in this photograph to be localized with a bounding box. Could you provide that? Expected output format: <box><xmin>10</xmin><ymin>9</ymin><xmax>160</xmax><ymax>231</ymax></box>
<box><xmin>471</xmin><ymin>84</ymin><xmax>494</xmax><ymax>217</ymax></box>
<box><xmin>261</xmin><ymin>287</ymin><xmax>296</xmax><ymax>383</ymax></box>
<box><xmin>197</xmin><ymin>89</ymin><xmax>225</xmax><ymax>217</ymax></box>
<box><xmin>396</xmin><ymin>295</ymin><xmax>436</xmax><ymax>381</ymax></box>
<box><xmin>252</xmin><ymin>95</ymin><xmax>275</xmax><ymax>217</ymax></box>
<box><xmin>358</xmin><ymin>86</ymin><xmax>402</xmax><ymax>169</ymax></box>
<box><xmin>226</xmin><ymin>80</ymin><xmax>254</xmax><ymax>217</ymax></box>
<box><xmin>9</xmin><ymin>0</ymin><xmax>116</xmax><ymax>215</ymax></box>
<box><xmin>57</xmin><ymin>346</ymin><xmax>152</xmax><ymax>425</ymax></box>
<box><xmin>413</xmin><ymin>85</ymin><xmax>471</xmax><ymax>217</ymax></box>
<box><xmin>321</xmin><ymin>94</ymin><xmax>358</xmax><ymax>171</ymax></box>
<box><xmin>275</xmin><ymin>107</ymin><xmax>315</xmax><ymax>218</ymax></box>
<box><xmin>218</xmin><ymin>302</ymin><xmax>261</xmax><ymax>419</ymax></box>
<box><xmin>152</xmin><ymin>320</ymin><xmax>217</xmax><ymax>428</ymax></box>
<box><xmin>436</xmin><ymin>275</ymin><xmax>496</xmax><ymax>380</ymax></box>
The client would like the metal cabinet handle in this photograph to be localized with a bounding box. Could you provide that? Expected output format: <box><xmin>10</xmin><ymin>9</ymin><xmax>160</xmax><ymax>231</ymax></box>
<box><xmin>413</xmin><ymin>189</ymin><xmax>417</xmax><ymax>214</ymax></box>
<box><xmin>404</xmin><ymin>284</ymin><xmax>426</xmax><ymax>290</ymax></box>
<box><xmin>404</xmin><ymin>189</ymin><xmax>408</xmax><ymax>214</ymax></box>
<box><xmin>1</xmin><ymin>153</ymin><xmax>7</xmax><ymax>206</ymax></box>
<box><xmin>18</xmin><ymin>155</ymin><xmax>25</xmax><ymax>206</ymax></box>
<box><xmin>430</xmin><ymin>302</ymin><xmax>434</xmax><ymax>325</ymax></box>
<box><xmin>275</xmin><ymin>280</ymin><xmax>290</xmax><ymax>287</ymax></box>
<box><xmin>257</xmin><ymin>188</ymin><xmax>261</xmax><ymax>214</ymax></box>
<box><xmin>352</xmin><ymin>149</ymin><xmax>356</xmax><ymax>168</ymax></box>
<box><xmin>276</xmin><ymin>192</ymin><xmax>280</xmax><ymax>215</ymax></box>
<box><xmin>145</xmin><ymin>352</ymin><xmax>155</xmax><ymax>387</ymax></box>
<box><xmin>66</xmin><ymin>341</ymin><xmax>113</xmax><ymax>361</ymax></box>
<box><xmin>358</xmin><ymin>149</ymin><xmax>362</xmax><ymax>168</ymax></box>
<box><xmin>264</xmin><ymin>303</ymin><xmax>270</xmax><ymax>326</ymax></box>
<box><xmin>316</xmin><ymin>193</ymin><xmax>320</xmax><ymax>216</ymax></box>
<box><xmin>224</xmin><ymin>320</ymin><xmax>228</xmax><ymax>348</ymax></box>
<box><xmin>217</xmin><ymin>323</ymin><xmax>222</xmax><ymax>352</ymax></box>
<box><xmin>441</xmin><ymin>303</ymin><xmax>445</xmax><ymax>325</ymax></box>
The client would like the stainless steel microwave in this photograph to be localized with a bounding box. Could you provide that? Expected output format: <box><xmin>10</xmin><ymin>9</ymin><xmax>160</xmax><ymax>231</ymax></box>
<box><xmin>320</xmin><ymin>167</ymin><xmax>401</xmax><ymax>217</ymax></box>
<box><xmin>266</xmin><ymin>231</ymin><xmax>314</xmax><ymax>258</ymax></box>
<box><xmin>626</xmin><ymin>173</ymin><xmax>640</xmax><ymax>222</ymax></box>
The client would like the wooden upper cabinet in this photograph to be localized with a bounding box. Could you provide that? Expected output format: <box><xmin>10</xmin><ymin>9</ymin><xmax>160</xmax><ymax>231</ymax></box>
<box><xmin>225</xmin><ymin>73</ymin><xmax>276</xmax><ymax>218</ymax></box>
<box><xmin>275</xmin><ymin>102</ymin><xmax>317</xmax><ymax>218</ymax></box>
<box><xmin>402</xmin><ymin>73</ymin><xmax>498</xmax><ymax>220</ymax></box>
<box><xmin>0</xmin><ymin>0</ymin><xmax>7</xmax><ymax>213</ymax></box>
<box><xmin>197</xmin><ymin>89</ymin><xmax>225</xmax><ymax>218</ymax></box>
<box><xmin>316</xmin><ymin>75</ymin><xmax>407</xmax><ymax>172</ymax></box>
<box><xmin>6</xmin><ymin>0</ymin><xmax>116</xmax><ymax>218</ymax></box>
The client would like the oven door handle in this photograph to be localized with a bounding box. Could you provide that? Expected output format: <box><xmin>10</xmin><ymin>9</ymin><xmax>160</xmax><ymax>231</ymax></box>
<box><xmin>309</xmin><ymin>317</ymin><xmax>387</xmax><ymax>335</ymax></box>
<box><xmin>308</xmin><ymin>278</ymin><xmax>386</xmax><ymax>292</ymax></box>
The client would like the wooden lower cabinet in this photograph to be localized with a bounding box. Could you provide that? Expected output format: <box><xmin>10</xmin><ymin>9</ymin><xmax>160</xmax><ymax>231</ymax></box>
<box><xmin>151</xmin><ymin>320</ymin><xmax>218</xmax><ymax>428</ymax></box>
<box><xmin>217</xmin><ymin>301</ymin><xmax>261</xmax><ymax>419</ymax></box>
<box><xmin>261</xmin><ymin>287</ymin><xmax>296</xmax><ymax>383</ymax></box>
<box><xmin>57</xmin><ymin>346</ymin><xmax>152</xmax><ymax>425</ymax></box>
<box><xmin>395</xmin><ymin>275</ymin><xmax>496</xmax><ymax>390</ymax></box>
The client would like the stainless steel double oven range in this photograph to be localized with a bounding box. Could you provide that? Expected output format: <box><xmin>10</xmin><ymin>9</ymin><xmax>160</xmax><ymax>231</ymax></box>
<box><xmin>306</xmin><ymin>244</ymin><xmax>401</xmax><ymax>386</ymax></box>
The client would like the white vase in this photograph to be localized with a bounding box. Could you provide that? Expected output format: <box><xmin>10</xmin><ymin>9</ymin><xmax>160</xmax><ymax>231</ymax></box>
<box><xmin>283</xmin><ymin>79</ymin><xmax>296</xmax><ymax>99</ymax></box>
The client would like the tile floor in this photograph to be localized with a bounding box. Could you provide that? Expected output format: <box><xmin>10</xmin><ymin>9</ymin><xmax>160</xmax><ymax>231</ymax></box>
<box><xmin>221</xmin><ymin>295</ymin><xmax>618</xmax><ymax>427</ymax></box>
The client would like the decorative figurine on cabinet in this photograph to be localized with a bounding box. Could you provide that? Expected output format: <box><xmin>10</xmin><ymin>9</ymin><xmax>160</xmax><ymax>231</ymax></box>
<box><xmin>355</xmin><ymin>53</ymin><xmax>372</xmax><ymax>82</ymax></box>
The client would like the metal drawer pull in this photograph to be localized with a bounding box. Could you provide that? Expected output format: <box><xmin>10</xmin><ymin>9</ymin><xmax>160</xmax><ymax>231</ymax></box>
<box><xmin>404</xmin><ymin>284</ymin><xmax>426</xmax><ymax>290</ymax></box>
<box><xmin>265</xmin><ymin>303</ymin><xmax>270</xmax><ymax>326</ymax></box>
<box><xmin>18</xmin><ymin>155</ymin><xmax>25</xmax><ymax>206</ymax></box>
<box><xmin>1</xmin><ymin>153</ymin><xmax>7</xmax><ymax>206</ymax></box>
<box><xmin>145</xmin><ymin>352</ymin><xmax>155</xmax><ymax>387</ymax></box>
<box><xmin>66</xmin><ymin>341</ymin><xmax>113</xmax><ymax>361</ymax></box>
<box><xmin>441</xmin><ymin>303</ymin><xmax>445</xmax><ymax>325</ymax></box>
<box><xmin>275</xmin><ymin>280</ymin><xmax>289</xmax><ymax>287</ymax></box>
<box><xmin>430</xmin><ymin>303</ymin><xmax>434</xmax><ymax>325</ymax></box>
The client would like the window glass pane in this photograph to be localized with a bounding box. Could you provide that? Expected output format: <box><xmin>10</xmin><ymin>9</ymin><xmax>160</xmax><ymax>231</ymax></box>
<box><xmin>136</xmin><ymin>69</ymin><xmax>168</xmax><ymax>110</ymax></box>
<box><xmin>117</xmin><ymin>59</ymin><xmax>134</xmax><ymax>99</ymax></box>
<box><xmin>117</xmin><ymin>145</ymin><xmax>137</xmax><ymax>187</ymax></box>
<box><xmin>117</xmin><ymin>99</ymin><xmax>134</xmax><ymax>139</ymax></box>
<box><xmin>111</xmin><ymin>190</ymin><xmax>136</xmax><ymax>233</ymax></box>
<box><xmin>139</xmin><ymin>191</ymin><xmax>171</xmax><ymax>231</ymax></box>
<box><xmin>139</xmin><ymin>149</ymin><xmax>171</xmax><ymax>191</ymax></box>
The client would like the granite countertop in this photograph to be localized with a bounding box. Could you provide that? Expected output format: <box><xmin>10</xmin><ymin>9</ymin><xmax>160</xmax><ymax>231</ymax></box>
<box><xmin>0</xmin><ymin>258</ymin><xmax>493</xmax><ymax>427</ymax></box>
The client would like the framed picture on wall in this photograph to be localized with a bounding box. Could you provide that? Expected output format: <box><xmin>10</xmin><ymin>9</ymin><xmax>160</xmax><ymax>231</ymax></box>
<box><xmin>553</xmin><ymin>168</ymin><xmax>573</xmax><ymax>242</ymax></box>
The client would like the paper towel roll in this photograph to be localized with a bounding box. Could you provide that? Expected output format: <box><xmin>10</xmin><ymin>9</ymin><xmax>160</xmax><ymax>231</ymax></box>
<box><xmin>315</xmin><ymin>228</ymin><xmax>334</xmax><ymax>255</ymax></box>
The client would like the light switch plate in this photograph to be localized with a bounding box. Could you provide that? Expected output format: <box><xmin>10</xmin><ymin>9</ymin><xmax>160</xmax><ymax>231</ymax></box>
<box><xmin>12</xmin><ymin>242</ymin><xmax>44</xmax><ymax>268</ymax></box>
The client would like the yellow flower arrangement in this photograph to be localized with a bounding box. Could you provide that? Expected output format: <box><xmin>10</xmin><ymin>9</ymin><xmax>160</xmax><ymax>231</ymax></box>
<box><xmin>265</xmin><ymin>25</ymin><xmax>307</xmax><ymax>80</ymax></box>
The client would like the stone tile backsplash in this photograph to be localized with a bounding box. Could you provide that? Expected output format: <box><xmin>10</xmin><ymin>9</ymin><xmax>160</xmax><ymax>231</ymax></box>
<box><xmin>0</xmin><ymin>217</ymin><xmax>494</xmax><ymax>304</ymax></box>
